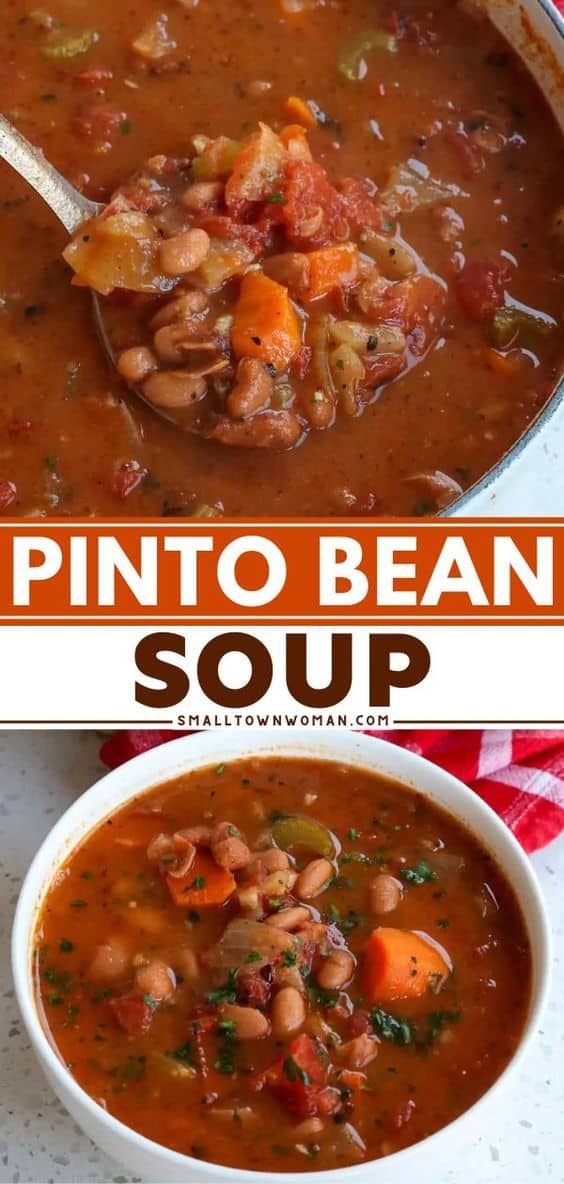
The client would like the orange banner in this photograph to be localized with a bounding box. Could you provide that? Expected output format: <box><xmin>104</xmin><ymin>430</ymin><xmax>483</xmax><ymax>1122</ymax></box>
<box><xmin>0</xmin><ymin>518</ymin><xmax>560</xmax><ymax>621</ymax></box>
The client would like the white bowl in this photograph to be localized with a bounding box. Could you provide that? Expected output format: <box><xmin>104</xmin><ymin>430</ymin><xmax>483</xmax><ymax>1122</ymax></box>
<box><xmin>12</xmin><ymin>729</ymin><xmax>551</xmax><ymax>1183</ymax></box>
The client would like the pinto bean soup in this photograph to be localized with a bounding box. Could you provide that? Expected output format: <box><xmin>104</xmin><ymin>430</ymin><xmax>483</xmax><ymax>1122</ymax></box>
<box><xmin>0</xmin><ymin>0</ymin><xmax>562</xmax><ymax>516</ymax></box>
<box><xmin>34</xmin><ymin>757</ymin><xmax>531</xmax><ymax>1172</ymax></box>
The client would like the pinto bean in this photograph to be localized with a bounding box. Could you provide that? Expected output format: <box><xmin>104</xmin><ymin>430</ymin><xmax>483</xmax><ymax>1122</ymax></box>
<box><xmin>159</xmin><ymin>227</ymin><xmax>210</xmax><ymax>276</ymax></box>
<box><xmin>294</xmin><ymin>1118</ymin><xmax>324</xmax><ymax>1139</ymax></box>
<box><xmin>135</xmin><ymin>959</ymin><xmax>176</xmax><ymax>1000</ymax></box>
<box><xmin>89</xmin><ymin>937</ymin><xmax>130</xmax><ymax>980</ymax></box>
<box><xmin>237</xmin><ymin>883</ymin><xmax>260</xmax><ymax>912</ymax></box>
<box><xmin>219</xmin><ymin>1003</ymin><xmax>270</xmax><ymax>1039</ymax></box>
<box><xmin>176</xmin><ymin>824</ymin><xmax>212</xmax><ymax>846</ymax></box>
<box><xmin>369</xmin><ymin>873</ymin><xmax>403</xmax><ymax>915</ymax></box>
<box><xmin>271</xmin><ymin>986</ymin><xmax>307</xmax><ymax>1038</ymax></box>
<box><xmin>153</xmin><ymin>320</ymin><xmax>203</xmax><ymax>364</ymax></box>
<box><xmin>143</xmin><ymin>370</ymin><xmax>207</xmax><ymax>409</ymax></box>
<box><xmin>265</xmin><ymin>906</ymin><xmax>310</xmax><ymax>931</ymax></box>
<box><xmin>298</xmin><ymin>920</ymin><xmax>329</xmax><ymax>945</ymax></box>
<box><xmin>336</xmin><ymin>1033</ymin><xmax>378</xmax><ymax>1070</ymax></box>
<box><xmin>206</xmin><ymin>409</ymin><xmax>302</xmax><ymax>450</ymax></box>
<box><xmin>262</xmin><ymin>868</ymin><xmax>297</xmax><ymax>896</ymax></box>
<box><xmin>226</xmin><ymin>357</ymin><xmax>274</xmax><ymax>420</ymax></box>
<box><xmin>172</xmin><ymin>946</ymin><xmax>200</xmax><ymax>982</ymax></box>
<box><xmin>212</xmin><ymin>834</ymin><xmax>252</xmax><ymax>871</ymax></box>
<box><xmin>316</xmin><ymin>947</ymin><xmax>355</xmax><ymax>991</ymax></box>
<box><xmin>181</xmin><ymin>180</ymin><xmax>224</xmax><ymax>210</ymax></box>
<box><xmin>149</xmin><ymin>289</ymin><xmax>208</xmax><ymax>330</ymax></box>
<box><xmin>117</xmin><ymin>345</ymin><xmax>157</xmax><ymax>384</ymax></box>
<box><xmin>295</xmin><ymin>857</ymin><xmax>333</xmax><ymax>900</ymax></box>
<box><xmin>246</xmin><ymin>848</ymin><xmax>290</xmax><ymax>880</ymax></box>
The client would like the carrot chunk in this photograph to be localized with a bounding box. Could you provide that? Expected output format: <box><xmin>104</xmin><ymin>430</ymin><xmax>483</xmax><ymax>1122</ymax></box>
<box><xmin>304</xmin><ymin>242</ymin><xmax>359</xmax><ymax>300</ymax></box>
<box><xmin>165</xmin><ymin>849</ymin><xmax>235</xmax><ymax>908</ymax></box>
<box><xmin>363</xmin><ymin>927</ymin><xmax>450</xmax><ymax>1003</ymax></box>
<box><xmin>284</xmin><ymin>96</ymin><xmax>316</xmax><ymax>129</ymax></box>
<box><xmin>231</xmin><ymin>272</ymin><xmax>301</xmax><ymax>371</ymax></box>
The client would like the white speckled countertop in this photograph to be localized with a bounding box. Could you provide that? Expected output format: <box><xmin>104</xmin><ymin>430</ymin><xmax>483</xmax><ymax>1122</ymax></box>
<box><xmin>0</xmin><ymin>731</ymin><xmax>563</xmax><ymax>1184</ymax></box>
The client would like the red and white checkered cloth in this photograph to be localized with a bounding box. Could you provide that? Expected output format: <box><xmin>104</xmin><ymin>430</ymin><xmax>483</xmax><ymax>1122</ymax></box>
<box><xmin>100</xmin><ymin>729</ymin><xmax>564</xmax><ymax>854</ymax></box>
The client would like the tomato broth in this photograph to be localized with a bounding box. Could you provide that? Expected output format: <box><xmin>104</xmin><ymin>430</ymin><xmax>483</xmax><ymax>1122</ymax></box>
<box><xmin>34</xmin><ymin>756</ymin><xmax>532</xmax><ymax>1172</ymax></box>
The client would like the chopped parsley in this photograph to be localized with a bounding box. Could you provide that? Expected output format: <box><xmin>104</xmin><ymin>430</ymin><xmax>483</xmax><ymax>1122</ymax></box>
<box><xmin>169</xmin><ymin>1041</ymin><xmax>195</xmax><ymax>1065</ymax></box>
<box><xmin>245</xmin><ymin>951</ymin><xmax>262</xmax><ymax>963</ymax></box>
<box><xmin>59</xmin><ymin>938</ymin><xmax>74</xmax><ymax>953</ymax></box>
<box><xmin>283</xmin><ymin>1054</ymin><xmax>311</xmax><ymax>1086</ymax></box>
<box><xmin>371</xmin><ymin>1007</ymin><xmax>413</xmax><ymax>1046</ymax></box>
<box><xmin>400</xmin><ymin>860</ymin><xmax>437</xmax><ymax>885</ymax></box>
<box><xmin>282</xmin><ymin>949</ymin><xmax>298</xmax><ymax>967</ymax></box>
<box><xmin>347</xmin><ymin>828</ymin><xmax>360</xmax><ymax>841</ymax></box>
<box><xmin>266</xmin><ymin>191</ymin><xmax>286</xmax><ymax>204</ymax></box>
<box><xmin>142</xmin><ymin>993</ymin><xmax>158</xmax><ymax>1010</ymax></box>
<box><xmin>215</xmin><ymin>763</ymin><xmax>226</xmax><ymax>774</ymax></box>
<box><xmin>206</xmin><ymin>968</ymin><xmax>238</xmax><ymax>1006</ymax></box>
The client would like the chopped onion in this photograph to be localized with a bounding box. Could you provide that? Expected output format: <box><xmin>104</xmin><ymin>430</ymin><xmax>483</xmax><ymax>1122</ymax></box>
<box><xmin>207</xmin><ymin>918</ymin><xmax>296</xmax><ymax>970</ymax></box>
<box><xmin>329</xmin><ymin>319</ymin><xmax>406</xmax><ymax>355</ymax></box>
<box><xmin>380</xmin><ymin>160</ymin><xmax>463</xmax><ymax>218</ymax></box>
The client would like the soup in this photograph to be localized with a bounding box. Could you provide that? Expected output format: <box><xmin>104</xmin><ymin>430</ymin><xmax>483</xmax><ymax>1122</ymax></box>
<box><xmin>0</xmin><ymin>0</ymin><xmax>562</xmax><ymax>516</ymax></box>
<box><xmin>34</xmin><ymin>756</ymin><xmax>531</xmax><ymax>1172</ymax></box>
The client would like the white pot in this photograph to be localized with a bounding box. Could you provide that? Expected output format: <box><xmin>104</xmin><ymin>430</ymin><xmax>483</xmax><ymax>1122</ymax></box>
<box><xmin>445</xmin><ymin>0</ymin><xmax>564</xmax><ymax>516</ymax></box>
<box><xmin>12</xmin><ymin>728</ymin><xmax>551</xmax><ymax>1183</ymax></box>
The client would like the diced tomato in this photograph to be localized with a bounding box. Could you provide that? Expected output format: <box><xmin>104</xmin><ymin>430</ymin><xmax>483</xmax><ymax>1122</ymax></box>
<box><xmin>292</xmin><ymin>344</ymin><xmax>312</xmax><ymax>380</ymax></box>
<box><xmin>195</xmin><ymin>213</ymin><xmax>267</xmax><ymax>256</ymax></box>
<box><xmin>338</xmin><ymin>177</ymin><xmax>385</xmax><ymax>233</ymax></box>
<box><xmin>265</xmin><ymin>1033</ymin><xmax>330</xmax><ymax>1119</ymax></box>
<box><xmin>109</xmin><ymin>990</ymin><xmax>155</xmax><ymax>1035</ymax></box>
<box><xmin>363</xmin><ymin>352</ymin><xmax>405</xmax><ymax>388</ymax></box>
<box><xmin>0</xmin><ymin>480</ymin><xmax>16</xmax><ymax>511</ymax></box>
<box><xmin>455</xmin><ymin>259</ymin><xmax>509</xmax><ymax>322</ymax></box>
<box><xmin>368</xmin><ymin>274</ymin><xmax>445</xmax><ymax>356</ymax></box>
<box><xmin>279</xmin><ymin>159</ymin><xmax>348</xmax><ymax>249</ymax></box>
<box><xmin>111</xmin><ymin>460</ymin><xmax>147</xmax><ymax>500</ymax></box>
<box><xmin>71</xmin><ymin>101</ymin><xmax>128</xmax><ymax>142</ymax></box>
<box><xmin>7</xmin><ymin>418</ymin><xmax>32</xmax><ymax>439</ymax></box>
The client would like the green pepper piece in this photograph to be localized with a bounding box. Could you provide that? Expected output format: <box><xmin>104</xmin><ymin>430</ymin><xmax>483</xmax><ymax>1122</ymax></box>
<box><xmin>271</xmin><ymin>815</ymin><xmax>336</xmax><ymax>858</ymax></box>
<box><xmin>42</xmin><ymin>29</ymin><xmax>99</xmax><ymax>59</ymax></box>
<box><xmin>490</xmin><ymin>305</ymin><xmax>556</xmax><ymax>348</ymax></box>
<box><xmin>338</xmin><ymin>30</ymin><xmax>398</xmax><ymax>81</ymax></box>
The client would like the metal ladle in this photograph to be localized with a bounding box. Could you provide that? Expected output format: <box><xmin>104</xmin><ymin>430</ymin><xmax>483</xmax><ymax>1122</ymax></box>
<box><xmin>0</xmin><ymin>112</ymin><xmax>190</xmax><ymax>429</ymax></box>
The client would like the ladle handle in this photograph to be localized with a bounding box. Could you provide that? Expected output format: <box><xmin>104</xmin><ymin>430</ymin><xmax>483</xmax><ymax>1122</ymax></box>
<box><xmin>0</xmin><ymin>113</ymin><xmax>99</xmax><ymax>234</ymax></box>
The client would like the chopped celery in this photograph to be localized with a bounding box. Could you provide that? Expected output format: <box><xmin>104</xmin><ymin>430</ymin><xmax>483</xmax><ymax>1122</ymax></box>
<box><xmin>338</xmin><ymin>30</ymin><xmax>398</xmax><ymax>82</ymax></box>
<box><xmin>191</xmin><ymin>138</ymin><xmax>241</xmax><ymax>181</ymax></box>
<box><xmin>42</xmin><ymin>28</ymin><xmax>99</xmax><ymax>59</ymax></box>
<box><xmin>490</xmin><ymin>304</ymin><xmax>557</xmax><ymax>348</ymax></box>
<box><xmin>272</xmin><ymin>815</ymin><xmax>336</xmax><ymax>858</ymax></box>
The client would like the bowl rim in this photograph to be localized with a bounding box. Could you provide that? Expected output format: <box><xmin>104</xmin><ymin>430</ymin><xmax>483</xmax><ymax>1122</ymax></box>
<box><xmin>11</xmin><ymin>728</ymin><xmax>552</xmax><ymax>1183</ymax></box>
